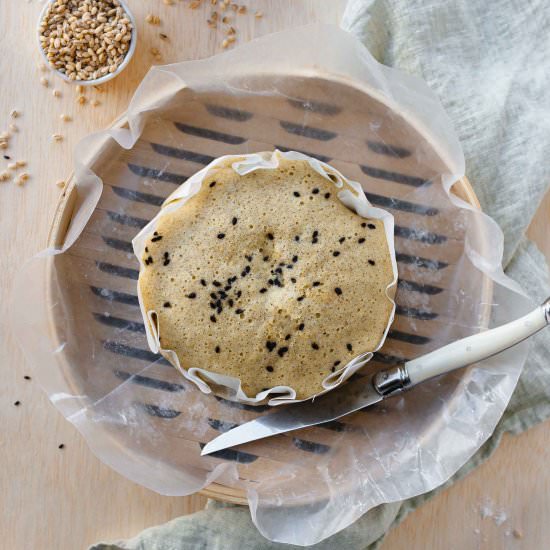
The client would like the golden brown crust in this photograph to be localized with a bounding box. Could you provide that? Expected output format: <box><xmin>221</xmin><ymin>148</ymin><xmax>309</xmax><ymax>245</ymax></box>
<box><xmin>138</xmin><ymin>158</ymin><xmax>394</xmax><ymax>399</ymax></box>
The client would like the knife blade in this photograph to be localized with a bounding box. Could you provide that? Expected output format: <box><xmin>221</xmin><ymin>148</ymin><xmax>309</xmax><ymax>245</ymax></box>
<box><xmin>201</xmin><ymin>297</ymin><xmax>550</xmax><ymax>456</ymax></box>
<box><xmin>201</xmin><ymin>370</ymin><xmax>384</xmax><ymax>455</ymax></box>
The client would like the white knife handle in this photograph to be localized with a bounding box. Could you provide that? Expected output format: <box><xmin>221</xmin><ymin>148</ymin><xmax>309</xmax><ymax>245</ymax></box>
<box><xmin>406</xmin><ymin>297</ymin><xmax>550</xmax><ymax>386</ymax></box>
<box><xmin>374</xmin><ymin>298</ymin><xmax>550</xmax><ymax>396</ymax></box>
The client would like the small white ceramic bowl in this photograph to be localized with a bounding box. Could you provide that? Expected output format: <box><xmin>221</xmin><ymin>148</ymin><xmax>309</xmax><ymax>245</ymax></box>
<box><xmin>37</xmin><ymin>0</ymin><xmax>137</xmax><ymax>86</ymax></box>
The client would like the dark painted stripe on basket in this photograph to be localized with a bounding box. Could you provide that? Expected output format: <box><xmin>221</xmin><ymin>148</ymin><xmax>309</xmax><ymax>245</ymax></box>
<box><xmin>127</xmin><ymin>163</ymin><xmax>189</xmax><ymax>184</ymax></box>
<box><xmin>151</xmin><ymin>143</ymin><xmax>216</xmax><ymax>165</ymax></box>
<box><xmin>388</xmin><ymin>330</ymin><xmax>431</xmax><ymax>345</ymax></box>
<box><xmin>214</xmin><ymin>395</ymin><xmax>271</xmax><ymax>413</ymax></box>
<box><xmin>102</xmin><ymin>236</ymin><xmax>133</xmax><ymax>253</ymax></box>
<box><xmin>291</xmin><ymin>437</ymin><xmax>331</xmax><ymax>454</ymax></box>
<box><xmin>395</xmin><ymin>225</ymin><xmax>446</xmax><ymax>244</ymax></box>
<box><xmin>205</xmin><ymin>104</ymin><xmax>253</xmax><ymax>122</ymax></box>
<box><xmin>91</xmin><ymin>286</ymin><xmax>140</xmax><ymax>306</ymax></box>
<box><xmin>139</xmin><ymin>403</ymin><xmax>181</xmax><ymax>419</ymax></box>
<box><xmin>107</xmin><ymin>211</ymin><xmax>149</xmax><ymax>229</ymax></box>
<box><xmin>208</xmin><ymin>418</ymin><xmax>239</xmax><ymax>432</ymax></box>
<box><xmin>174</xmin><ymin>122</ymin><xmax>246</xmax><ymax>145</ymax></box>
<box><xmin>287</xmin><ymin>99</ymin><xmax>342</xmax><ymax>116</ymax></box>
<box><xmin>367</xmin><ymin>141</ymin><xmax>411</xmax><ymax>158</ymax></box>
<box><xmin>275</xmin><ymin>145</ymin><xmax>332</xmax><ymax>163</ymax></box>
<box><xmin>111</xmin><ymin>185</ymin><xmax>165</xmax><ymax>206</ymax></box>
<box><xmin>280</xmin><ymin>121</ymin><xmax>337</xmax><ymax>141</ymax></box>
<box><xmin>395</xmin><ymin>253</ymin><xmax>448</xmax><ymax>271</ymax></box>
<box><xmin>94</xmin><ymin>313</ymin><xmax>146</xmax><ymax>333</ymax></box>
<box><xmin>96</xmin><ymin>261</ymin><xmax>139</xmax><ymax>280</ymax></box>
<box><xmin>361</xmin><ymin>165</ymin><xmax>430</xmax><ymax>187</ymax></box>
<box><xmin>199</xmin><ymin>442</ymin><xmax>258</xmax><ymax>463</ymax></box>
<box><xmin>317</xmin><ymin>420</ymin><xmax>348</xmax><ymax>432</ymax></box>
<box><xmin>364</xmin><ymin>192</ymin><xmax>438</xmax><ymax>216</ymax></box>
<box><xmin>372</xmin><ymin>352</ymin><xmax>409</xmax><ymax>365</ymax></box>
<box><xmin>115</xmin><ymin>369</ymin><xmax>185</xmax><ymax>392</ymax></box>
<box><xmin>398</xmin><ymin>279</ymin><xmax>444</xmax><ymax>295</ymax></box>
<box><xmin>395</xmin><ymin>305</ymin><xmax>438</xmax><ymax>320</ymax></box>
<box><xmin>103</xmin><ymin>340</ymin><xmax>171</xmax><ymax>365</ymax></box>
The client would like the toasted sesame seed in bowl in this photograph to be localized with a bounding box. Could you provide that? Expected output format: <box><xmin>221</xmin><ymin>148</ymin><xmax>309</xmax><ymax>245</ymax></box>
<box><xmin>37</xmin><ymin>0</ymin><xmax>137</xmax><ymax>86</ymax></box>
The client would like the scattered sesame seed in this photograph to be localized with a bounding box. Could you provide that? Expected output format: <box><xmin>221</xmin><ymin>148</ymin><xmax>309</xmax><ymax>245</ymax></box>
<box><xmin>163</xmin><ymin>302</ymin><xmax>171</xmax><ymax>308</ymax></box>
<box><xmin>294</xmin><ymin>235</ymin><xmax>300</xmax><ymax>242</ymax></box>
<box><xmin>266</xmin><ymin>366</ymin><xmax>273</xmax><ymax>372</ymax></box>
<box><xmin>333</xmin><ymin>360</ymin><xmax>341</xmax><ymax>367</ymax></box>
<box><xmin>245</xmin><ymin>255</ymin><xmax>253</xmax><ymax>262</ymax></box>
<box><xmin>24</xmin><ymin>375</ymin><xmax>31</xmax><ymax>380</ymax></box>
<box><xmin>291</xmin><ymin>277</ymin><xmax>297</xmax><ymax>283</ymax></box>
<box><xmin>58</xmin><ymin>443</ymin><xmax>65</xmax><ymax>449</ymax></box>
<box><xmin>215</xmin><ymin>345</ymin><xmax>221</xmax><ymax>353</ymax></box>
<box><xmin>255</xmin><ymin>11</ymin><xmax>263</xmax><ymax>18</ymax></box>
<box><xmin>292</xmin><ymin>255</ymin><xmax>298</xmax><ymax>263</ymax></box>
<box><xmin>324</xmin><ymin>193</ymin><xmax>331</xmax><ymax>199</ymax></box>
<box><xmin>312</xmin><ymin>281</ymin><xmax>321</xmax><ymax>287</ymax></box>
<box><xmin>201</xmin><ymin>279</ymin><xmax>207</xmax><ymax>286</ymax></box>
<box><xmin>263</xmin><ymin>256</ymin><xmax>269</xmax><ymax>262</ymax></box>
<box><xmin>285</xmin><ymin>334</ymin><xmax>291</xmax><ymax>341</ymax></box>
<box><xmin>339</xmin><ymin>237</ymin><xmax>346</xmax><ymax>244</ymax></box>
<box><xmin>266</xmin><ymin>341</ymin><xmax>277</xmax><ymax>352</ymax></box>
<box><xmin>276</xmin><ymin>346</ymin><xmax>289</xmax><ymax>358</ymax></box>
<box><xmin>228</xmin><ymin>299</ymin><xmax>234</xmax><ymax>307</ymax></box>
<box><xmin>298</xmin><ymin>323</ymin><xmax>305</xmax><ymax>330</ymax></box>
<box><xmin>259</xmin><ymin>288</ymin><xmax>267</xmax><ymax>294</ymax></box>
<box><xmin>333</xmin><ymin>251</ymin><xmax>340</xmax><ymax>257</ymax></box>
<box><xmin>347</xmin><ymin>343</ymin><xmax>353</xmax><ymax>352</ymax></box>
<box><xmin>232</xmin><ymin>217</ymin><xmax>238</xmax><ymax>225</ymax></box>
<box><xmin>217</xmin><ymin>233</ymin><xmax>226</xmax><ymax>239</ymax></box>
<box><xmin>186</xmin><ymin>292</ymin><xmax>197</xmax><ymax>299</ymax></box>
<box><xmin>312</xmin><ymin>188</ymin><xmax>319</xmax><ymax>194</ymax></box>
<box><xmin>334</xmin><ymin>287</ymin><xmax>342</xmax><ymax>295</ymax></box>
<box><xmin>60</xmin><ymin>114</ymin><xmax>72</xmax><ymax>122</ymax></box>
<box><xmin>209</xmin><ymin>181</ymin><xmax>216</xmax><ymax>187</ymax></box>
<box><xmin>159</xmin><ymin>33</ymin><xmax>168</xmax><ymax>40</ymax></box>
<box><xmin>53</xmin><ymin>89</ymin><xmax>61</xmax><ymax>98</ymax></box>
<box><xmin>361</xmin><ymin>222</ymin><xmax>367</xmax><ymax>228</ymax></box>
<box><xmin>14</xmin><ymin>400</ymin><xmax>21</xmax><ymax>406</ymax></box>
<box><xmin>368</xmin><ymin>223</ymin><xmax>376</xmax><ymax>229</ymax></box>
<box><xmin>10</xmin><ymin>109</ymin><xmax>19</xmax><ymax>118</ymax></box>
<box><xmin>267</xmin><ymin>233</ymin><xmax>274</xmax><ymax>240</ymax></box>
<box><xmin>77</xmin><ymin>95</ymin><xmax>87</xmax><ymax>105</ymax></box>
<box><xmin>151</xmin><ymin>235</ymin><xmax>163</xmax><ymax>242</ymax></box>
<box><xmin>235</xmin><ymin>308</ymin><xmax>244</xmax><ymax>314</ymax></box>
<box><xmin>91</xmin><ymin>99</ymin><xmax>101</xmax><ymax>107</ymax></box>
<box><xmin>40</xmin><ymin>77</ymin><xmax>49</xmax><ymax>87</ymax></box>
<box><xmin>358</xmin><ymin>238</ymin><xmax>366</xmax><ymax>244</ymax></box>
<box><xmin>297</xmin><ymin>296</ymin><xmax>305</xmax><ymax>302</ymax></box>
<box><xmin>311</xmin><ymin>342</ymin><xmax>319</xmax><ymax>350</ymax></box>
<box><xmin>3</xmin><ymin>155</ymin><xmax>9</xmax><ymax>160</ymax></box>
<box><xmin>210</xmin><ymin>315</ymin><xmax>217</xmax><ymax>323</ymax></box>
<box><xmin>213</xmin><ymin>280</ymin><xmax>222</xmax><ymax>287</ymax></box>
<box><xmin>293</xmin><ymin>191</ymin><xmax>300</xmax><ymax>197</ymax></box>
<box><xmin>163</xmin><ymin>258</ymin><xmax>170</xmax><ymax>266</ymax></box>
<box><xmin>51</xmin><ymin>133</ymin><xmax>63</xmax><ymax>142</ymax></box>
<box><xmin>368</xmin><ymin>259</ymin><xmax>376</xmax><ymax>266</ymax></box>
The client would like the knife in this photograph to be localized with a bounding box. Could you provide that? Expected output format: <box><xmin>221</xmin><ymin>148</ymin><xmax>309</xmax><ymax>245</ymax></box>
<box><xmin>201</xmin><ymin>297</ymin><xmax>550</xmax><ymax>456</ymax></box>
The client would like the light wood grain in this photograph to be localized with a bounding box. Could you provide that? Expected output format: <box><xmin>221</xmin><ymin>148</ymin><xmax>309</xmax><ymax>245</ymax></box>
<box><xmin>0</xmin><ymin>1</ymin><xmax>548</xmax><ymax>549</ymax></box>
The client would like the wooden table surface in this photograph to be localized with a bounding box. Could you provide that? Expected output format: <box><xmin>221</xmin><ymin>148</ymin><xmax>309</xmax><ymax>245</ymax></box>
<box><xmin>1</xmin><ymin>1</ymin><xmax>548</xmax><ymax>548</ymax></box>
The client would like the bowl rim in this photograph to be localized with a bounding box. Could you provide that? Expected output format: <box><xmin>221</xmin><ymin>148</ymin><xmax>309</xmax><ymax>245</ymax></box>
<box><xmin>36</xmin><ymin>0</ymin><xmax>138</xmax><ymax>87</ymax></box>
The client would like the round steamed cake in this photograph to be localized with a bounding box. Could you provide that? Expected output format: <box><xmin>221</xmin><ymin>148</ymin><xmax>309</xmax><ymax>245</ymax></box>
<box><xmin>138</xmin><ymin>156</ymin><xmax>395</xmax><ymax>400</ymax></box>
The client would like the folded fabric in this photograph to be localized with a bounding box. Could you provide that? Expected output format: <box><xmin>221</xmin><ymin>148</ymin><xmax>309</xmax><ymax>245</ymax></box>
<box><xmin>92</xmin><ymin>0</ymin><xmax>550</xmax><ymax>547</ymax></box>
